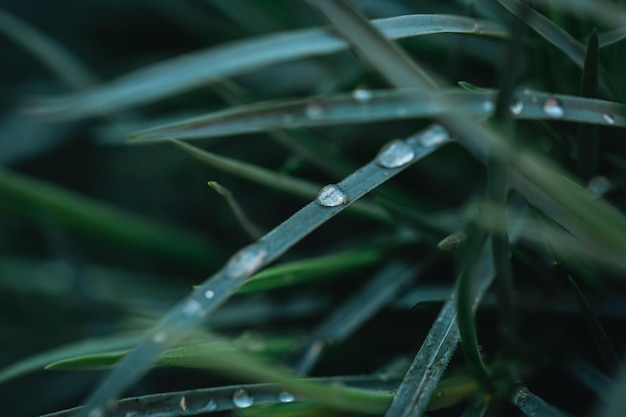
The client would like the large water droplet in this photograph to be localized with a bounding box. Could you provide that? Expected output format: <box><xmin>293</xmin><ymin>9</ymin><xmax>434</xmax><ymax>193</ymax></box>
<box><xmin>305</xmin><ymin>103</ymin><xmax>324</xmax><ymax>119</ymax></box>
<box><xmin>316</xmin><ymin>184</ymin><xmax>349</xmax><ymax>207</ymax></box>
<box><xmin>233</xmin><ymin>388</ymin><xmax>254</xmax><ymax>408</ymax></box>
<box><xmin>352</xmin><ymin>87</ymin><xmax>372</xmax><ymax>103</ymax></box>
<box><xmin>152</xmin><ymin>331</ymin><xmax>167</xmax><ymax>344</ymax></box>
<box><xmin>510</xmin><ymin>101</ymin><xmax>524</xmax><ymax>115</ymax></box>
<box><xmin>419</xmin><ymin>125</ymin><xmax>449</xmax><ymax>148</ymax></box>
<box><xmin>602</xmin><ymin>113</ymin><xmax>615</xmax><ymax>125</ymax></box>
<box><xmin>542</xmin><ymin>97</ymin><xmax>564</xmax><ymax>118</ymax></box>
<box><xmin>376</xmin><ymin>139</ymin><xmax>415</xmax><ymax>168</ymax></box>
<box><xmin>204</xmin><ymin>290</ymin><xmax>215</xmax><ymax>299</ymax></box>
<box><xmin>278</xmin><ymin>391</ymin><xmax>296</xmax><ymax>403</ymax></box>
<box><xmin>226</xmin><ymin>242</ymin><xmax>268</xmax><ymax>279</ymax></box>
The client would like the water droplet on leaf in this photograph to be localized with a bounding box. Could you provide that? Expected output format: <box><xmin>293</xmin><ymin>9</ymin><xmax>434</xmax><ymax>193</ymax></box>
<box><xmin>233</xmin><ymin>388</ymin><xmax>254</xmax><ymax>408</ymax></box>
<box><xmin>205</xmin><ymin>398</ymin><xmax>217</xmax><ymax>411</ymax></box>
<box><xmin>181</xmin><ymin>299</ymin><xmax>203</xmax><ymax>317</ymax></box>
<box><xmin>376</xmin><ymin>139</ymin><xmax>415</xmax><ymax>168</ymax></box>
<box><xmin>226</xmin><ymin>242</ymin><xmax>268</xmax><ymax>279</ymax></box>
<box><xmin>316</xmin><ymin>184</ymin><xmax>348</xmax><ymax>207</ymax></box>
<box><xmin>602</xmin><ymin>113</ymin><xmax>615</xmax><ymax>125</ymax></box>
<box><xmin>204</xmin><ymin>290</ymin><xmax>215</xmax><ymax>299</ymax></box>
<box><xmin>586</xmin><ymin>176</ymin><xmax>610</xmax><ymax>198</ymax></box>
<box><xmin>278</xmin><ymin>391</ymin><xmax>296</xmax><ymax>403</ymax></box>
<box><xmin>152</xmin><ymin>331</ymin><xmax>167</xmax><ymax>344</ymax></box>
<box><xmin>352</xmin><ymin>87</ymin><xmax>372</xmax><ymax>103</ymax></box>
<box><xmin>542</xmin><ymin>97</ymin><xmax>564</xmax><ymax>118</ymax></box>
<box><xmin>419</xmin><ymin>125</ymin><xmax>449</xmax><ymax>147</ymax></box>
<box><xmin>510</xmin><ymin>101</ymin><xmax>524</xmax><ymax>115</ymax></box>
<box><xmin>305</xmin><ymin>103</ymin><xmax>324</xmax><ymax>119</ymax></box>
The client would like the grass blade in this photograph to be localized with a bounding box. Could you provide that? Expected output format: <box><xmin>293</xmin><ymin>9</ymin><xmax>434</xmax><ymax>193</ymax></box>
<box><xmin>207</xmin><ymin>181</ymin><xmax>263</xmax><ymax>240</ymax></box>
<box><xmin>0</xmin><ymin>168</ymin><xmax>226</xmax><ymax>268</ymax></box>
<box><xmin>509</xmin><ymin>385</ymin><xmax>572</xmax><ymax>417</ymax></box>
<box><xmin>69</xmin><ymin>125</ymin><xmax>451</xmax><ymax>417</ymax></box>
<box><xmin>129</xmin><ymin>89</ymin><xmax>626</xmax><ymax>144</ymax></box>
<box><xmin>26</xmin><ymin>15</ymin><xmax>507</xmax><ymax>119</ymax></box>
<box><xmin>578</xmin><ymin>29</ymin><xmax>600</xmax><ymax>181</ymax></box>
<box><xmin>172</xmin><ymin>140</ymin><xmax>390</xmax><ymax>222</ymax></box>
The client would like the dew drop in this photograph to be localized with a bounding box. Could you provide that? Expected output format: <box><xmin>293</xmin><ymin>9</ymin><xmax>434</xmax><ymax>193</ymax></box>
<box><xmin>376</xmin><ymin>139</ymin><xmax>415</xmax><ymax>168</ymax></box>
<box><xmin>152</xmin><ymin>331</ymin><xmax>167</xmax><ymax>344</ymax></box>
<box><xmin>233</xmin><ymin>388</ymin><xmax>254</xmax><ymax>408</ymax></box>
<box><xmin>419</xmin><ymin>125</ymin><xmax>449</xmax><ymax>148</ymax></box>
<box><xmin>352</xmin><ymin>87</ymin><xmax>372</xmax><ymax>103</ymax></box>
<box><xmin>542</xmin><ymin>97</ymin><xmax>564</xmax><ymax>118</ymax></box>
<box><xmin>482</xmin><ymin>100</ymin><xmax>494</xmax><ymax>114</ymax></box>
<box><xmin>180</xmin><ymin>396</ymin><xmax>187</xmax><ymax>410</ymax></box>
<box><xmin>204</xmin><ymin>290</ymin><xmax>215</xmax><ymax>299</ymax></box>
<box><xmin>586</xmin><ymin>176</ymin><xmax>611</xmax><ymax>198</ymax></box>
<box><xmin>316</xmin><ymin>184</ymin><xmax>349</xmax><ymax>207</ymax></box>
<box><xmin>181</xmin><ymin>299</ymin><xmax>203</xmax><ymax>317</ymax></box>
<box><xmin>278</xmin><ymin>391</ymin><xmax>296</xmax><ymax>403</ymax></box>
<box><xmin>510</xmin><ymin>101</ymin><xmax>524</xmax><ymax>115</ymax></box>
<box><xmin>602</xmin><ymin>113</ymin><xmax>615</xmax><ymax>125</ymax></box>
<box><xmin>305</xmin><ymin>103</ymin><xmax>324</xmax><ymax>119</ymax></box>
<box><xmin>226</xmin><ymin>242</ymin><xmax>268</xmax><ymax>279</ymax></box>
<box><xmin>472</xmin><ymin>23</ymin><xmax>482</xmax><ymax>33</ymax></box>
<box><xmin>205</xmin><ymin>398</ymin><xmax>217</xmax><ymax>411</ymax></box>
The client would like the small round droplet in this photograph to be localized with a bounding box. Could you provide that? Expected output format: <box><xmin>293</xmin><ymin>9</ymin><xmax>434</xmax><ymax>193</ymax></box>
<box><xmin>278</xmin><ymin>391</ymin><xmax>296</xmax><ymax>403</ymax></box>
<box><xmin>586</xmin><ymin>176</ymin><xmax>610</xmax><ymax>198</ymax></box>
<box><xmin>602</xmin><ymin>113</ymin><xmax>615</xmax><ymax>125</ymax></box>
<box><xmin>542</xmin><ymin>97</ymin><xmax>564</xmax><ymax>118</ymax></box>
<box><xmin>472</xmin><ymin>23</ymin><xmax>482</xmax><ymax>33</ymax></box>
<box><xmin>352</xmin><ymin>87</ymin><xmax>372</xmax><ymax>103</ymax></box>
<box><xmin>482</xmin><ymin>100</ymin><xmax>494</xmax><ymax>114</ymax></box>
<box><xmin>233</xmin><ymin>388</ymin><xmax>254</xmax><ymax>408</ymax></box>
<box><xmin>205</xmin><ymin>398</ymin><xmax>217</xmax><ymax>411</ymax></box>
<box><xmin>226</xmin><ymin>242</ymin><xmax>268</xmax><ymax>279</ymax></box>
<box><xmin>419</xmin><ymin>125</ymin><xmax>449</xmax><ymax>148</ymax></box>
<box><xmin>376</xmin><ymin>139</ymin><xmax>415</xmax><ymax>168</ymax></box>
<box><xmin>435</xmin><ymin>391</ymin><xmax>445</xmax><ymax>398</ymax></box>
<box><xmin>510</xmin><ymin>101</ymin><xmax>524</xmax><ymax>115</ymax></box>
<box><xmin>204</xmin><ymin>290</ymin><xmax>215</xmax><ymax>299</ymax></box>
<box><xmin>181</xmin><ymin>299</ymin><xmax>203</xmax><ymax>317</ymax></box>
<box><xmin>305</xmin><ymin>103</ymin><xmax>324</xmax><ymax>119</ymax></box>
<box><xmin>316</xmin><ymin>184</ymin><xmax>349</xmax><ymax>207</ymax></box>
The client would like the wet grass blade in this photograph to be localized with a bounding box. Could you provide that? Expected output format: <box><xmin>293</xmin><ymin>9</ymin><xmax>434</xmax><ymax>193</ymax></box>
<box><xmin>509</xmin><ymin>385</ymin><xmax>572</xmax><ymax>417</ymax></box>
<box><xmin>129</xmin><ymin>89</ymin><xmax>626</xmax><ymax>144</ymax></box>
<box><xmin>172</xmin><ymin>140</ymin><xmax>390</xmax><ymax>223</ymax></box>
<box><xmin>286</xmin><ymin>260</ymin><xmax>423</xmax><ymax>374</ymax></box>
<box><xmin>0</xmin><ymin>168</ymin><xmax>226</xmax><ymax>269</ymax></box>
<box><xmin>68</xmin><ymin>125</ymin><xmax>451</xmax><ymax>417</ymax></box>
<box><xmin>207</xmin><ymin>181</ymin><xmax>263</xmax><ymax>240</ymax></box>
<box><xmin>26</xmin><ymin>15</ymin><xmax>507</xmax><ymax>119</ymax></box>
<box><xmin>567</xmin><ymin>275</ymin><xmax>621</xmax><ymax>372</ymax></box>
<box><xmin>0</xmin><ymin>8</ymin><xmax>94</xmax><ymax>89</ymax></box>
<box><xmin>239</xmin><ymin>245</ymin><xmax>392</xmax><ymax>294</ymax></box>
<box><xmin>578</xmin><ymin>29</ymin><xmax>599</xmax><ymax>181</ymax></box>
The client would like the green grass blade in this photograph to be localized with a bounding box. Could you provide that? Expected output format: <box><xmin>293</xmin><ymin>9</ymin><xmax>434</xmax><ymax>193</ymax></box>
<box><xmin>239</xmin><ymin>245</ymin><xmax>392</xmax><ymax>294</ymax></box>
<box><xmin>286</xmin><ymin>260</ymin><xmax>422</xmax><ymax>374</ymax></box>
<box><xmin>69</xmin><ymin>125</ymin><xmax>450</xmax><ymax>417</ymax></box>
<box><xmin>172</xmin><ymin>140</ymin><xmax>390</xmax><ymax>223</ymax></box>
<box><xmin>578</xmin><ymin>29</ymin><xmax>600</xmax><ymax>181</ymax></box>
<box><xmin>0</xmin><ymin>168</ymin><xmax>226</xmax><ymax>268</ymax></box>
<box><xmin>26</xmin><ymin>15</ymin><xmax>507</xmax><ymax>119</ymax></box>
<box><xmin>129</xmin><ymin>89</ymin><xmax>626</xmax><ymax>144</ymax></box>
<box><xmin>567</xmin><ymin>275</ymin><xmax>621</xmax><ymax>372</ymax></box>
<box><xmin>0</xmin><ymin>332</ymin><xmax>142</xmax><ymax>384</ymax></box>
<box><xmin>567</xmin><ymin>359</ymin><xmax>613</xmax><ymax>402</ymax></box>
<box><xmin>0</xmin><ymin>8</ymin><xmax>94</xmax><ymax>89</ymax></box>
<box><xmin>207</xmin><ymin>181</ymin><xmax>263</xmax><ymax>240</ymax></box>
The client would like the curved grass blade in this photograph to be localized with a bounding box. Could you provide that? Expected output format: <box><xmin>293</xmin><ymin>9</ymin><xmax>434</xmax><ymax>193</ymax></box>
<box><xmin>0</xmin><ymin>332</ymin><xmax>143</xmax><ymax>384</ymax></box>
<box><xmin>384</xmin><ymin>244</ymin><xmax>495</xmax><ymax>417</ymax></box>
<box><xmin>172</xmin><ymin>140</ymin><xmax>390</xmax><ymax>222</ymax></box>
<box><xmin>0</xmin><ymin>8</ymin><xmax>94</xmax><ymax>89</ymax></box>
<box><xmin>207</xmin><ymin>181</ymin><xmax>263</xmax><ymax>240</ymax></box>
<box><xmin>69</xmin><ymin>125</ymin><xmax>451</xmax><ymax>417</ymax></box>
<box><xmin>129</xmin><ymin>89</ymin><xmax>626</xmax><ymax>144</ymax></box>
<box><xmin>26</xmin><ymin>14</ymin><xmax>507</xmax><ymax>119</ymax></box>
<box><xmin>509</xmin><ymin>385</ymin><xmax>572</xmax><ymax>417</ymax></box>
<box><xmin>599</xmin><ymin>26</ymin><xmax>626</xmax><ymax>48</ymax></box>
<box><xmin>239</xmin><ymin>245</ymin><xmax>392</xmax><ymax>294</ymax></box>
<box><xmin>0</xmin><ymin>168</ymin><xmax>226</xmax><ymax>269</ymax></box>
<box><xmin>286</xmin><ymin>260</ymin><xmax>422</xmax><ymax>374</ymax></box>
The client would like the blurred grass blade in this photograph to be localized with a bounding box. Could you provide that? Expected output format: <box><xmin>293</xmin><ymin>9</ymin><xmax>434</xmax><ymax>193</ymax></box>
<box><xmin>599</xmin><ymin>26</ymin><xmax>626</xmax><ymax>48</ymax></box>
<box><xmin>567</xmin><ymin>275</ymin><xmax>621</xmax><ymax>372</ymax></box>
<box><xmin>509</xmin><ymin>385</ymin><xmax>572</xmax><ymax>417</ymax></box>
<box><xmin>27</xmin><ymin>15</ymin><xmax>507</xmax><ymax>119</ymax></box>
<box><xmin>578</xmin><ymin>29</ymin><xmax>599</xmax><ymax>181</ymax></box>
<box><xmin>207</xmin><ymin>181</ymin><xmax>263</xmax><ymax>240</ymax></box>
<box><xmin>385</xmin><ymin>245</ymin><xmax>495</xmax><ymax>417</ymax></box>
<box><xmin>0</xmin><ymin>168</ymin><xmax>226</xmax><ymax>268</ymax></box>
<box><xmin>70</xmin><ymin>125</ymin><xmax>451</xmax><ymax>417</ymax></box>
<box><xmin>0</xmin><ymin>332</ymin><xmax>142</xmax><ymax>384</ymax></box>
<box><xmin>530</xmin><ymin>0</ymin><xmax>626</xmax><ymax>30</ymax></box>
<box><xmin>0</xmin><ymin>8</ymin><xmax>94</xmax><ymax>89</ymax></box>
<box><xmin>129</xmin><ymin>89</ymin><xmax>626</xmax><ymax>144</ymax></box>
<box><xmin>599</xmin><ymin>363</ymin><xmax>626</xmax><ymax>417</ymax></box>
<box><xmin>173</xmin><ymin>140</ymin><xmax>390</xmax><ymax>222</ymax></box>
<box><xmin>286</xmin><ymin>260</ymin><xmax>422</xmax><ymax>374</ymax></box>
<box><xmin>456</xmin><ymin>232</ymin><xmax>490</xmax><ymax>382</ymax></box>
<box><xmin>239</xmin><ymin>245</ymin><xmax>392</xmax><ymax>294</ymax></box>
